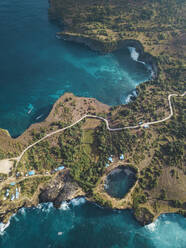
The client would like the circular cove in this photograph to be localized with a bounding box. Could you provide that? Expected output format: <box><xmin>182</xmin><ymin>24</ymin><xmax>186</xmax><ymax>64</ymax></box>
<box><xmin>104</xmin><ymin>166</ymin><xmax>137</xmax><ymax>199</ymax></box>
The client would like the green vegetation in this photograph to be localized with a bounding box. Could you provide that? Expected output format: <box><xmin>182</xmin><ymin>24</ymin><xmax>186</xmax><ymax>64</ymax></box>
<box><xmin>133</xmin><ymin>187</ymin><xmax>148</xmax><ymax>209</ymax></box>
<box><xmin>93</xmin><ymin>193</ymin><xmax>112</xmax><ymax>208</ymax></box>
<box><xmin>1</xmin><ymin>92</ymin><xmax>185</xmax><ymax>224</ymax></box>
<box><xmin>19</xmin><ymin>177</ymin><xmax>51</xmax><ymax>198</ymax></box>
<box><xmin>50</xmin><ymin>0</ymin><xmax>185</xmax><ymax>94</ymax></box>
<box><xmin>139</xmin><ymin>165</ymin><xmax>161</xmax><ymax>190</ymax></box>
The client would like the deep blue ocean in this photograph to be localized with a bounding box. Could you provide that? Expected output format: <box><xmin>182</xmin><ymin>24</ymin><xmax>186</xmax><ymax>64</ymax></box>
<box><xmin>0</xmin><ymin>199</ymin><xmax>186</xmax><ymax>248</ymax></box>
<box><xmin>0</xmin><ymin>0</ymin><xmax>185</xmax><ymax>247</ymax></box>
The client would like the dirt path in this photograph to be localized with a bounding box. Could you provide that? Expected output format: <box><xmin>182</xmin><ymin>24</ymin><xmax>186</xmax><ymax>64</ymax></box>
<box><xmin>1</xmin><ymin>92</ymin><xmax>185</xmax><ymax>170</ymax></box>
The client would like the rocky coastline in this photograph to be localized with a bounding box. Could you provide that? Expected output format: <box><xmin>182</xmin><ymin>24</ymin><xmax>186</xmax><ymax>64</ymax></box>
<box><xmin>0</xmin><ymin>170</ymin><xmax>85</xmax><ymax>225</ymax></box>
<box><xmin>39</xmin><ymin>170</ymin><xmax>84</xmax><ymax>208</ymax></box>
<box><xmin>0</xmin><ymin>170</ymin><xmax>156</xmax><ymax>226</ymax></box>
<box><xmin>56</xmin><ymin>33</ymin><xmax>158</xmax><ymax>79</ymax></box>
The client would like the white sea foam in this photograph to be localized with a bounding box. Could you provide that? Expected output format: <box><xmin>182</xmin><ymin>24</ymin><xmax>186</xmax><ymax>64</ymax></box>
<box><xmin>125</xmin><ymin>94</ymin><xmax>132</xmax><ymax>104</ymax></box>
<box><xmin>36</xmin><ymin>204</ymin><xmax>42</xmax><ymax>209</ymax></box>
<box><xmin>14</xmin><ymin>216</ymin><xmax>19</xmax><ymax>222</ymax></box>
<box><xmin>132</xmin><ymin>89</ymin><xmax>138</xmax><ymax>97</ymax></box>
<box><xmin>19</xmin><ymin>207</ymin><xmax>26</xmax><ymax>216</ymax></box>
<box><xmin>128</xmin><ymin>46</ymin><xmax>155</xmax><ymax>74</ymax></box>
<box><xmin>60</xmin><ymin>201</ymin><xmax>70</xmax><ymax>211</ymax></box>
<box><xmin>27</xmin><ymin>103</ymin><xmax>34</xmax><ymax>114</ymax></box>
<box><xmin>42</xmin><ymin>202</ymin><xmax>54</xmax><ymax>213</ymax></box>
<box><xmin>70</xmin><ymin>197</ymin><xmax>86</xmax><ymax>207</ymax></box>
<box><xmin>128</xmin><ymin>47</ymin><xmax>140</xmax><ymax>61</ymax></box>
<box><xmin>35</xmin><ymin>114</ymin><xmax>43</xmax><ymax>120</ymax></box>
<box><xmin>145</xmin><ymin>220</ymin><xmax>158</xmax><ymax>232</ymax></box>
<box><xmin>124</xmin><ymin>89</ymin><xmax>138</xmax><ymax>104</ymax></box>
<box><xmin>0</xmin><ymin>221</ymin><xmax>10</xmax><ymax>235</ymax></box>
<box><xmin>35</xmin><ymin>202</ymin><xmax>54</xmax><ymax>213</ymax></box>
<box><xmin>128</xmin><ymin>46</ymin><xmax>147</xmax><ymax>66</ymax></box>
<box><xmin>28</xmin><ymin>108</ymin><xmax>33</xmax><ymax>114</ymax></box>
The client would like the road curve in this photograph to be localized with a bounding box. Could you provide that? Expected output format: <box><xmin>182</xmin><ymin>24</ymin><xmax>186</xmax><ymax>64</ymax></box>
<box><xmin>15</xmin><ymin>92</ymin><xmax>185</xmax><ymax>167</ymax></box>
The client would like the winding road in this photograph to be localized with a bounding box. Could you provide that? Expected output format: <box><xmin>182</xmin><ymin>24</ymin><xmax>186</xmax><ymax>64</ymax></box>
<box><xmin>6</xmin><ymin>92</ymin><xmax>186</xmax><ymax>168</ymax></box>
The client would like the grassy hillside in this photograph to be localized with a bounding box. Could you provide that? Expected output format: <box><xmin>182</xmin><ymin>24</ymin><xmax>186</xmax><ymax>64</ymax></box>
<box><xmin>49</xmin><ymin>0</ymin><xmax>185</xmax><ymax>93</ymax></box>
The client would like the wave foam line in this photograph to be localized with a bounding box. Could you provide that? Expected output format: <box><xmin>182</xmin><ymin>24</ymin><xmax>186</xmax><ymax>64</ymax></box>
<box><xmin>70</xmin><ymin>197</ymin><xmax>86</xmax><ymax>207</ymax></box>
<box><xmin>128</xmin><ymin>47</ymin><xmax>154</xmax><ymax>77</ymax></box>
<box><xmin>128</xmin><ymin>47</ymin><xmax>140</xmax><ymax>61</ymax></box>
<box><xmin>0</xmin><ymin>221</ymin><xmax>10</xmax><ymax>235</ymax></box>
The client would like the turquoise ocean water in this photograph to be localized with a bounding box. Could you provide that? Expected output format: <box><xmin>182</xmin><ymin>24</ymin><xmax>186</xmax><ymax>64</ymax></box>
<box><xmin>0</xmin><ymin>0</ymin><xmax>149</xmax><ymax>137</ymax></box>
<box><xmin>0</xmin><ymin>0</ymin><xmax>185</xmax><ymax>247</ymax></box>
<box><xmin>0</xmin><ymin>199</ymin><xmax>186</xmax><ymax>248</ymax></box>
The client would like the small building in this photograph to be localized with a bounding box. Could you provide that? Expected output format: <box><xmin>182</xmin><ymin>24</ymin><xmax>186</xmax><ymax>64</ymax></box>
<box><xmin>138</xmin><ymin>121</ymin><xmax>143</xmax><ymax>125</ymax></box>
<box><xmin>120</xmin><ymin>154</ymin><xmax>125</xmax><ymax>160</ymax></box>
<box><xmin>28</xmin><ymin>171</ymin><xmax>35</xmax><ymax>176</ymax></box>
<box><xmin>108</xmin><ymin>157</ymin><xmax>113</xmax><ymax>163</ymax></box>
<box><xmin>15</xmin><ymin>188</ymin><xmax>19</xmax><ymax>199</ymax></box>
<box><xmin>10</xmin><ymin>182</ymin><xmax>16</xmax><ymax>186</ymax></box>
<box><xmin>105</xmin><ymin>163</ymin><xmax>110</xmax><ymax>168</ymax></box>
<box><xmin>55</xmin><ymin>166</ymin><xmax>65</xmax><ymax>172</ymax></box>
<box><xmin>143</xmin><ymin>124</ymin><xmax>149</xmax><ymax>129</ymax></box>
<box><xmin>16</xmin><ymin>172</ymin><xmax>20</xmax><ymax>177</ymax></box>
<box><xmin>11</xmin><ymin>194</ymin><xmax>15</xmax><ymax>201</ymax></box>
<box><xmin>5</xmin><ymin>189</ymin><xmax>10</xmax><ymax>197</ymax></box>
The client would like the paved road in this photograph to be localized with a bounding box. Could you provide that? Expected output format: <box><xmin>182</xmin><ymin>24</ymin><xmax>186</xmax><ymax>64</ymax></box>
<box><xmin>10</xmin><ymin>91</ymin><xmax>185</xmax><ymax>167</ymax></box>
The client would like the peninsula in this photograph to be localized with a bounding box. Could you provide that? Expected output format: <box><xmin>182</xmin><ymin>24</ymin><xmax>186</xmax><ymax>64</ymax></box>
<box><xmin>0</xmin><ymin>0</ymin><xmax>185</xmax><ymax>226</ymax></box>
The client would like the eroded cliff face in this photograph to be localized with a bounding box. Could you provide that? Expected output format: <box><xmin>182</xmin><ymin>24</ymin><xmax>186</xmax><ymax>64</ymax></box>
<box><xmin>39</xmin><ymin>171</ymin><xmax>84</xmax><ymax>208</ymax></box>
<box><xmin>134</xmin><ymin>207</ymin><xmax>154</xmax><ymax>226</ymax></box>
<box><xmin>0</xmin><ymin>170</ymin><xmax>84</xmax><ymax>224</ymax></box>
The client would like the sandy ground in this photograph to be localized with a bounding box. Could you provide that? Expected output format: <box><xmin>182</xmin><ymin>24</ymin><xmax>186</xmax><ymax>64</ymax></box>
<box><xmin>0</xmin><ymin>159</ymin><xmax>14</xmax><ymax>174</ymax></box>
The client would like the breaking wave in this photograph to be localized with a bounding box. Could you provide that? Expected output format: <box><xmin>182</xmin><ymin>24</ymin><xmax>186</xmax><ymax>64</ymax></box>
<box><xmin>0</xmin><ymin>221</ymin><xmax>10</xmax><ymax>235</ymax></box>
<box><xmin>145</xmin><ymin>220</ymin><xmax>158</xmax><ymax>232</ymax></box>
<box><xmin>59</xmin><ymin>201</ymin><xmax>70</xmax><ymax>211</ymax></box>
<box><xmin>125</xmin><ymin>89</ymin><xmax>138</xmax><ymax>104</ymax></box>
<box><xmin>128</xmin><ymin>47</ymin><xmax>140</xmax><ymax>62</ymax></box>
<box><xmin>70</xmin><ymin>197</ymin><xmax>86</xmax><ymax>207</ymax></box>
